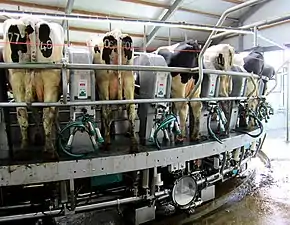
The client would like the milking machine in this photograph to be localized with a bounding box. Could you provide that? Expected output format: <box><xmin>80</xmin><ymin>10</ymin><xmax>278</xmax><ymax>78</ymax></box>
<box><xmin>56</xmin><ymin>47</ymin><xmax>104</xmax><ymax>158</ymax></box>
<box><xmin>200</xmin><ymin>55</ymin><xmax>231</xmax><ymax>144</ymax></box>
<box><xmin>134</xmin><ymin>53</ymin><xmax>180</xmax><ymax>149</ymax></box>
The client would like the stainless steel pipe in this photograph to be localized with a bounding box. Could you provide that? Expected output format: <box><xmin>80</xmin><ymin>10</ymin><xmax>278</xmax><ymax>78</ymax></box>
<box><xmin>0</xmin><ymin>96</ymin><xmax>264</xmax><ymax>107</ymax></box>
<box><xmin>192</xmin><ymin>0</ymin><xmax>262</xmax><ymax>100</ymax></box>
<box><xmin>0</xmin><ymin>10</ymin><xmax>253</xmax><ymax>34</ymax></box>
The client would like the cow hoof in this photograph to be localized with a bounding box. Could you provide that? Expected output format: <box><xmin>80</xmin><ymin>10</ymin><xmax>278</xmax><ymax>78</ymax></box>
<box><xmin>43</xmin><ymin>151</ymin><xmax>59</xmax><ymax>161</ymax></box>
<box><xmin>13</xmin><ymin>150</ymin><xmax>30</xmax><ymax>161</ymax></box>
<box><xmin>175</xmin><ymin>134</ymin><xmax>184</xmax><ymax>144</ymax></box>
<box><xmin>101</xmin><ymin>142</ymin><xmax>111</xmax><ymax>151</ymax></box>
<box><xmin>130</xmin><ymin>144</ymin><xmax>140</xmax><ymax>154</ymax></box>
<box><xmin>34</xmin><ymin>133</ymin><xmax>43</xmax><ymax>146</ymax></box>
<box><xmin>20</xmin><ymin>140</ymin><xmax>29</xmax><ymax>151</ymax></box>
<box><xmin>190</xmin><ymin>135</ymin><xmax>201</xmax><ymax>142</ymax></box>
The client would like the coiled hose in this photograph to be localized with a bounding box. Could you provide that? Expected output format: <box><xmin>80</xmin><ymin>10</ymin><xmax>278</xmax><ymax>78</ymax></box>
<box><xmin>207</xmin><ymin>106</ymin><xmax>227</xmax><ymax>144</ymax></box>
<box><xmin>234</xmin><ymin>109</ymin><xmax>264</xmax><ymax>138</ymax></box>
<box><xmin>153</xmin><ymin>113</ymin><xmax>180</xmax><ymax>150</ymax></box>
<box><xmin>58</xmin><ymin>113</ymin><xmax>104</xmax><ymax>158</ymax></box>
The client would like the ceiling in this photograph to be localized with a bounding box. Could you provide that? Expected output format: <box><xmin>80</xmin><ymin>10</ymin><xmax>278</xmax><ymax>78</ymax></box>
<box><xmin>0</xmin><ymin>0</ymin><xmax>257</xmax><ymax>51</ymax></box>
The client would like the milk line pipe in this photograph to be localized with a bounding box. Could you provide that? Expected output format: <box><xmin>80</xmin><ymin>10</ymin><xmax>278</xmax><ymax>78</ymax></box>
<box><xmin>0</xmin><ymin>191</ymin><xmax>169</xmax><ymax>222</ymax></box>
<box><xmin>0</xmin><ymin>9</ymin><xmax>253</xmax><ymax>34</ymax></box>
<box><xmin>212</xmin><ymin>13</ymin><xmax>290</xmax><ymax>40</ymax></box>
<box><xmin>0</xmin><ymin>96</ymin><xmax>265</xmax><ymax>107</ymax></box>
<box><xmin>0</xmin><ymin>63</ymin><xmax>260</xmax><ymax>78</ymax></box>
<box><xmin>192</xmin><ymin>0</ymin><xmax>263</xmax><ymax>100</ymax></box>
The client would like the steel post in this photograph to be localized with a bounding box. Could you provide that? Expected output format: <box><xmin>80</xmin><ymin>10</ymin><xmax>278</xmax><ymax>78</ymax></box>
<box><xmin>253</xmin><ymin>26</ymin><xmax>258</xmax><ymax>47</ymax></box>
<box><xmin>287</xmin><ymin>61</ymin><xmax>290</xmax><ymax>142</ymax></box>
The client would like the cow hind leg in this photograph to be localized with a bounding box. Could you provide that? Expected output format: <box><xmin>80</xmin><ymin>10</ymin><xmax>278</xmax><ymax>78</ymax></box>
<box><xmin>173</xmin><ymin>101</ymin><xmax>188</xmax><ymax>143</ymax></box>
<box><xmin>123</xmin><ymin>74</ymin><xmax>139</xmax><ymax>153</ymax></box>
<box><xmin>248</xmin><ymin>99</ymin><xmax>258</xmax><ymax>130</ymax></box>
<box><xmin>16</xmin><ymin>107</ymin><xmax>29</xmax><ymax>150</ymax></box>
<box><xmin>9</xmin><ymin>71</ymin><xmax>29</xmax><ymax>152</ymax></box>
<box><xmin>189</xmin><ymin>101</ymin><xmax>202</xmax><ymax>142</ymax></box>
<box><xmin>41</xmin><ymin>70</ymin><xmax>60</xmax><ymax>160</ymax></box>
<box><xmin>101</xmin><ymin>105</ymin><xmax>113</xmax><ymax>150</ymax></box>
<box><xmin>219</xmin><ymin>100</ymin><xmax>231</xmax><ymax>136</ymax></box>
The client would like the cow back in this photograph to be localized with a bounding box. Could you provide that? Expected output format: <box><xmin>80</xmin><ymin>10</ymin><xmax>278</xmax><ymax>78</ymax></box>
<box><xmin>243</xmin><ymin>50</ymin><xmax>264</xmax><ymax>75</ymax></box>
<box><xmin>262</xmin><ymin>64</ymin><xmax>275</xmax><ymax>80</ymax></box>
<box><xmin>35</xmin><ymin>21</ymin><xmax>64</xmax><ymax>63</ymax></box>
<box><xmin>156</xmin><ymin>41</ymin><xmax>200</xmax><ymax>84</ymax></box>
<box><xmin>2</xmin><ymin>18</ymin><xmax>30</xmax><ymax>64</ymax></box>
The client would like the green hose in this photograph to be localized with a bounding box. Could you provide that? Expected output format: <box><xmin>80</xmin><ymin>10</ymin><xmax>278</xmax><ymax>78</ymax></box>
<box><xmin>234</xmin><ymin>109</ymin><xmax>264</xmax><ymax>138</ymax></box>
<box><xmin>153</xmin><ymin>113</ymin><xmax>180</xmax><ymax>150</ymax></box>
<box><xmin>58</xmin><ymin>114</ymin><xmax>104</xmax><ymax>158</ymax></box>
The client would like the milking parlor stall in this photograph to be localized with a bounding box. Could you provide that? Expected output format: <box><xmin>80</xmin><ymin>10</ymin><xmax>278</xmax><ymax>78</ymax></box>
<box><xmin>0</xmin><ymin>0</ymin><xmax>289</xmax><ymax>224</ymax></box>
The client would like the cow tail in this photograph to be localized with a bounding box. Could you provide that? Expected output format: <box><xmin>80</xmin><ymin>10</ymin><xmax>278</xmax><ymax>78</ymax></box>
<box><xmin>26</xmin><ymin>25</ymin><xmax>42</xmax><ymax>134</ymax></box>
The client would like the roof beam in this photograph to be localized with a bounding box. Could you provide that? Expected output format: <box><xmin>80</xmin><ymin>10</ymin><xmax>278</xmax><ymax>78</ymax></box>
<box><xmin>221</xmin><ymin>0</ymin><xmax>244</xmax><ymax>4</ymax></box>
<box><xmin>62</xmin><ymin>0</ymin><xmax>75</xmax><ymax>28</ymax></box>
<box><xmin>120</xmin><ymin>0</ymin><xmax>238</xmax><ymax>22</ymax></box>
<box><xmin>216</xmin><ymin>0</ymin><xmax>270</xmax><ymax>43</ymax></box>
<box><xmin>0</xmin><ymin>0</ymin><xmax>137</xmax><ymax>19</ymax></box>
<box><xmin>146</xmin><ymin>0</ymin><xmax>184</xmax><ymax>47</ymax></box>
<box><xmin>239</xmin><ymin>0</ymin><xmax>270</xmax><ymax>24</ymax></box>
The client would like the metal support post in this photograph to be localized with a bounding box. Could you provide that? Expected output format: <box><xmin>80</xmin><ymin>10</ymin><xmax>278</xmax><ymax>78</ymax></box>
<box><xmin>253</xmin><ymin>26</ymin><xmax>258</xmax><ymax>47</ymax></box>
<box><xmin>287</xmin><ymin>61</ymin><xmax>290</xmax><ymax>142</ymax></box>
<box><xmin>189</xmin><ymin>0</ymin><xmax>262</xmax><ymax>99</ymax></box>
<box><xmin>143</xmin><ymin>25</ymin><xmax>147</xmax><ymax>52</ymax></box>
<box><xmin>168</xmin><ymin>28</ymin><xmax>171</xmax><ymax>46</ymax></box>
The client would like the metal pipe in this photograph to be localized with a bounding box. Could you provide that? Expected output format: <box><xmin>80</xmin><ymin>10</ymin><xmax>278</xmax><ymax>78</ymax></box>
<box><xmin>253</xmin><ymin>26</ymin><xmax>258</xmax><ymax>47</ymax></box>
<box><xmin>287</xmin><ymin>60</ymin><xmax>290</xmax><ymax>142</ymax></box>
<box><xmin>266</xmin><ymin>59</ymin><xmax>290</xmax><ymax>96</ymax></box>
<box><xmin>0</xmin><ymin>190</ymin><xmax>170</xmax><ymax>222</ymax></box>
<box><xmin>61</xmin><ymin>67</ymin><xmax>68</xmax><ymax>104</ymax></box>
<box><xmin>0</xmin><ymin>63</ymin><xmax>260</xmax><ymax>78</ymax></box>
<box><xmin>191</xmin><ymin>0</ymin><xmax>262</xmax><ymax>100</ymax></box>
<box><xmin>0</xmin><ymin>96</ymin><xmax>264</xmax><ymax>107</ymax></box>
<box><xmin>258</xmin><ymin>34</ymin><xmax>288</xmax><ymax>50</ymax></box>
<box><xmin>212</xmin><ymin>11</ymin><xmax>290</xmax><ymax>40</ymax></box>
<box><xmin>0</xmin><ymin>10</ymin><xmax>253</xmax><ymax>34</ymax></box>
<box><xmin>168</xmin><ymin>28</ymin><xmax>171</xmax><ymax>46</ymax></box>
<box><xmin>203</xmin><ymin>69</ymin><xmax>260</xmax><ymax>79</ymax></box>
<box><xmin>0</xmin><ymin>63</ymin><xmax>195</xmax><ymax>73</ymax></box>
<box><xmin>143</xmin><ymin>25</ymin><xmax>147</xmax><ymax>52</ymax></box>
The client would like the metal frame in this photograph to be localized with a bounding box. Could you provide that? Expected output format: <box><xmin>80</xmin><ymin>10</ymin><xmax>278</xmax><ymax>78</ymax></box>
<box><xmin>0</xmin><ymin>0</ymin><xmax>284</xmax><ymax>186</ymax></box>
<box><xmin>145</xmin><ymin>0</ymin><xmax>185</xmax><ymax>47</ymax></box>
<box><xmin>0</xmin><ymin>130</ymin><xmax>262</xmax><ymax>187</ymax></box>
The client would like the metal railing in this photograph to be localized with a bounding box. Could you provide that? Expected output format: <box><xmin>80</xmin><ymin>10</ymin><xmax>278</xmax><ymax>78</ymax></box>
<box><xmin>0</xmin><ymin>0</ymin><xmax>284</xmax><ymax>109</ymax></box>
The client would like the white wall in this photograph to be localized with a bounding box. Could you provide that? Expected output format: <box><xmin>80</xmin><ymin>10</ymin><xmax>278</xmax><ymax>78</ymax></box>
<box><xmin>221</xmin><ymin>0</ymin><xmax>290</xmax><ymax>50</ymax></box>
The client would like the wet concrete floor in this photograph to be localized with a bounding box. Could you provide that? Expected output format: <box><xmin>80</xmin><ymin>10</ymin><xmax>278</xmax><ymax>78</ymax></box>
<box><xmin>162</xmin><ymin>130</ymin><xmax>290</xmax><ymax>225</ymax></box>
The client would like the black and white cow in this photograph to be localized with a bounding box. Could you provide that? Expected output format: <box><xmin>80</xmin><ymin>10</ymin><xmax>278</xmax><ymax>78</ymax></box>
<box><xmin>2</xmin><ymin>16</ymin><xmax>66</xmax><ymax>159</ymax></box>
